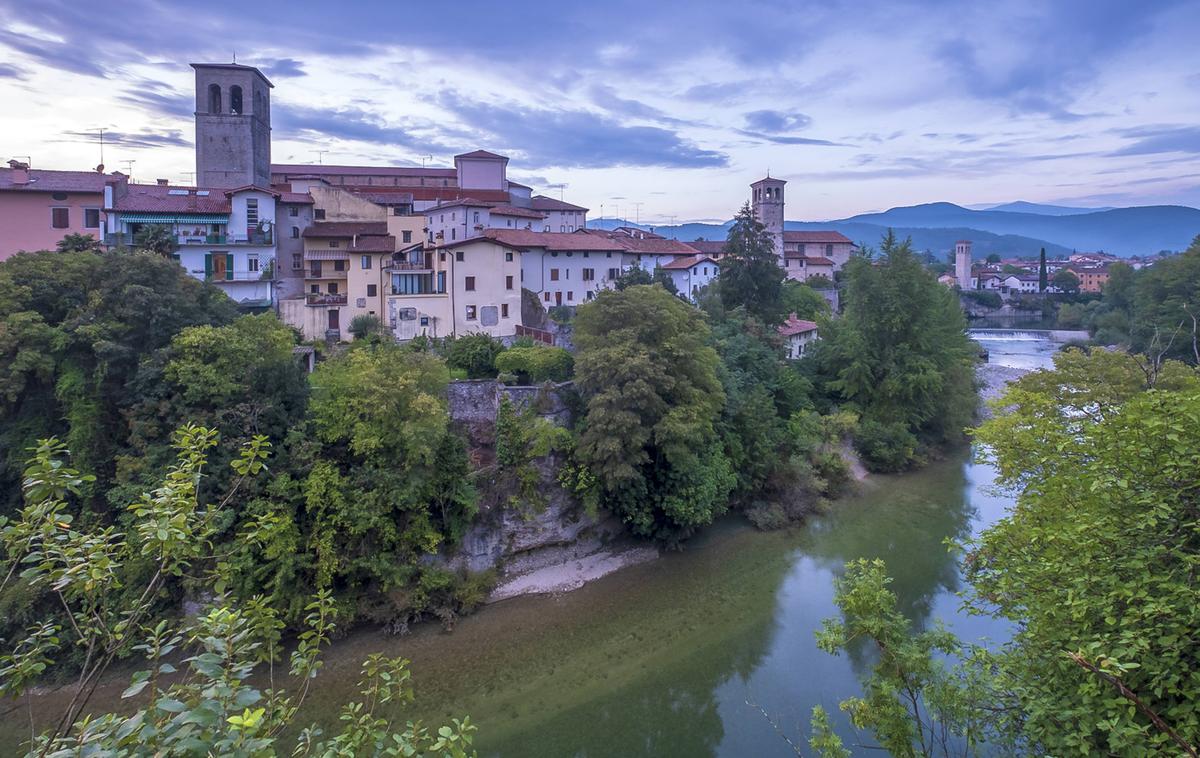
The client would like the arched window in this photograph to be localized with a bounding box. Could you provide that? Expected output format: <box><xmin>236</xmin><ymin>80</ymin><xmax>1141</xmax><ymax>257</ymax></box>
<box><xmin>208</xmin><ymin>83</ymin><xmax>221</xmax><ymax>113</ymax></box>
<box><xmin>230</xmin><ymin>85</ymin><xmax>243</xmax><ymax>115</ymax></box>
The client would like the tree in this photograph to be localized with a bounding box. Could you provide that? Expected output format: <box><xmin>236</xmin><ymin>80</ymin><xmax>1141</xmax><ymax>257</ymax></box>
<box><xmin>1037</xmin><ymin>247</ymin><xmax>1047</xmax><ymax>292</ymax></box>
<box><xmin>0</xmin><ymin>428</ymin><xmax>478</xmax><ymax>756</ymax></box>
<box><xmin>971</xmin><ymin>349</ymin><xmax>1200</xmax><ymax>755</ymax></box>
<box><xmin>612</xmin><ymin>265</ymin><xmax>653</xmax><ymax>290</ymax></box>
<box><xmin>985</xmin><ymin>253</ymin><xmax>1001</xmax><ymax>264</ymax></box>
<box><xmin>1052</xmin><ymin>268</ymin><xmax>1080</xmax><ymax>294</ymax></box>
<box><xmin>443</xmin><ymin>333</ymin><xmax>505</xmax><ymax>379</ymax></box>
<box><xmin>573</xmin><ymin>285</ymin><xmax>734</xmax><ymax>541</ymax></box>
<box><xmin>652</xmin><ymin>265</ymin><xmax>678</xmax><ymax>295</ymax></box>
<box><xmin>133</xmin><ymin>224</ymin><xmax>179</xmax><ymax>257</ymax></box>
<box><xmin>718</xmin><ymin>203</ymin><xmax>786</xmax><ymax>324</ymax></box>
<box><xmin>55</xmin><ymin>233</ymin><xmax>102</xmax><ymax>254</ymax></box>
<box><xmin>781</xmin><ymin>280</ymin><xmax>830</xmax><ymax>320</ymax></box>
<box><xmin>348</xmin><ymin>313</ymin><xmax>385</xmax><ymax>340</ymax></box>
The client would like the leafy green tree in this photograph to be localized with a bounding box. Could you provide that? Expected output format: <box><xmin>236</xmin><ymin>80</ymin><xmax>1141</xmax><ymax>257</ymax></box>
<box><xmin>133</xmin><ymin>224</ymin><xmax>179</xmax><ymax>257</ymax></box>
<box><xmin>574</xmin><ymin>285</ymin><xmax>734</xmax><ymax>541</ymax></box>
<box><xmin>494</xmin><ymin>345</ymin><xmax>574</xmax><ymax>384</ymax></box>
<box><xmin>1052</xmin><ymin>268</ymin><xmax>1080</xmax><ymax>294</ymax></box>
<box><xmin>612</xmin><ymin>265</ymin><xmax>653</xmax><ymax>290</ymax></box>
<box><xmin>985</xmin><ymin>253</ymin><xmax>1001</xmax><ymax>264</ymax></box>
<box><xmin>0</xmin><ymin>428</ymin><xmax>477</xmax><ymax>756</ymax></box>
<box><xmin>781</xmin><ymin>280</ymin><xmax>830</xmax><ymax>320</ymax></box>
<box><xmin>972</xmin><ymin>349</ymin><xmax>1200</xmax><ymax>755</ymax></box>
<box><xmin>1037</xmin><ymin>247</ymin><xmax>1047</xmax><ymax>292</ymax></box>
<box><xmin>55</xmin><ymin>233</ymin><xmax>102</xmax><ymax>253</ymax></box>
<box><xmin>443</xmin><ymin>333</ymin><xmax>505</xmax><ymax>379</ymax></box>
<box><xmin>810</xmin><ymin>231</ymin><xmax>976</xmax><ymax>471</ymax></box>
<box><xmin>718</xmin><ymin>203</ymin><xmax>786</xmax><ymax>324</ymax></box>
<box><xmin>348</xmin><ymin>313</ymin><xmax>385</xmax><ymax>340</ymax></box>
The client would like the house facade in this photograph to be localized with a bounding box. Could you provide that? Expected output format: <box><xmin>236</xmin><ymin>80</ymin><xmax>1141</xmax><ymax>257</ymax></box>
<box><xmin>660</xmin><ymin>255</ymin><xmax>719</xmax><ymax>299</ymax></box>
<box><xmin>779</xmin><ymin>314</ymin><xmax>819</xmax><ymax>359</ymax></box>
<box><xmin>0</xmin><ymin>162</ymin><xmax>117</xmax><ymax>259</ymax></box>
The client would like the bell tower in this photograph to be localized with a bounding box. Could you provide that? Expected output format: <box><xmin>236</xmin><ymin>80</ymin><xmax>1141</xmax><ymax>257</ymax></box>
<box><xmin>750</xmin><ymin>176</ymin><xmax>786</xmax><ymax>262</ymax></box>
<box><xmin>955</xmin><ymin>240</ymin><xmax>973</xmax><ymax>289</ymax></box>
<box><xmin>192</xmin><ymin>62</ymin><xmax>273</xmax><ymax>188</ymax></box>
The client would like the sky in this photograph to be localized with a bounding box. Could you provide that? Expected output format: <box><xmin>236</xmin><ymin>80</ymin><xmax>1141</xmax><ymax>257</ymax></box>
<box><xmin>2</xmin><ymin>0</ymin><xmax>1199</xmax><ymax>223</ymax></box>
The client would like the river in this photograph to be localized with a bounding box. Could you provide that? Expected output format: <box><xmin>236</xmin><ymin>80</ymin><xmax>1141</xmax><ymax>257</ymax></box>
<box><xmin>0</xmin><ymin>330</ymin><xmax>1060</xmax><ymax>756</ymax></box>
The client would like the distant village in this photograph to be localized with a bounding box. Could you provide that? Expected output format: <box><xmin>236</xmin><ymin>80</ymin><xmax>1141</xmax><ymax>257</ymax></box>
<box><xmin>0</xmin><ymin>60</ymin><xmax>1157</xmax><ymax>347</ymax></box>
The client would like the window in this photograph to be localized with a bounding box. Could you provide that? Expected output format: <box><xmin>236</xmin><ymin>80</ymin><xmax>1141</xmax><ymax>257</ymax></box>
<box><xmin>329</xmin><ymin>240</ymin><xmax>339</xmax><ymax>248</ymax></box>
<box><xmin>248</xmin><ymin>255</ymin><xmax>260</xmax><ymax>272</ymax></box>
<box><xmin>567</xmin><ymin>291</ymin><xmax>574</xmax><ymax>301</ymax></box>
<box><xmin>333</xmin><ymin>259</ymin><xmax>345</xmax><ymax>272</ymax></box>
<box><xmin>367</xmin><ymin>284</ymin><xmax>377</xmax><ymax>297</ymax></box>
<box><xmin>451</xmin><ymin>212</ymin><xmax>456</xmax><ymax>221</ymax></box>
<box><xmin>439</xmin><ymin>252</ymin><xmax>446</xmax><ymax>262</ymax></box>
<box><xmin>208</xmin><ymin>83</ymin><xmax>221</xmax><ymax>113</ymax></box>
<box><xmin>501</xmin><ymin>303</ymin><xmax>509</xmax><ymax>318</ymax></box>
<box><xmin>544</xmin><ymin>292</ymin><xmax>550</xmax><ymax>302</ymax></box>
<box><xmin>292</xmin><ymin>253</ymin><xmax>302</xmax><ymax>270</ymax></box>
<box><xmin>550</xmin><ymin>268</ymin><xmax>559</xmax><ymax>281</ymax></box>
<box><xmin>329</xmin><ymin>282</ymin><xmax>339</xmax><ymax>294</ymax></box>
<box><xmin>506</xmin><ymin>219</ymin><xmax>513</xmax><ymax>227</ymax></box>
<box><xmin>826</xmin><ymin>243</ymin><xmax>834</xmax><ymax>255</ymax></box>
<box><xmin>83</xmin><ymin>208</ymin><xmax>100</xmax><ymax>228</ymax></box>
<box><xmin>310</xmin><ymin>284</ymin><xmax>319</xmax><ymax>294</ymax></box>
<box><xmin>606</xmin><ymin>252</ymin><xmax>612</xmax><ymax>258</ymax></box>
<box><xmin>505</xmin><ymin>275</ymin><xmax>513</xmax><ymax>290</ymax></box>
<box><xmin>361</xmin><ymin>255</ymin><xmax>372</xmax><ymax>269</ymax></box>
<box><xmin>451</xmin><ymin>229</ymin><xmax>456</xmax><ymax>240</ymax></box>
<box><xmin>291</xmin><ymin>226</ymin><xmax>299</xmax><ymax>238</ymax></box>
<box><xmin>393</xmin><ymin>207</ymin><xmax>403</xmax><ymax>216</ymax></box>
<box><xmin>402</xmin><ymin>231</ymin><xmax>412</xmax><ymax>243</ymax></box>
<box><xmin>582</xmin><ymin>268</ymin><xmax>594</xmax><ymax>281</ymax></box>
<box><xmin>505</xmin><ymin>252</ymin><xmax>514</xmax><ymax>262</ymax></box>
<box><xmin>473</xmin><ymin>211</ymin><xmax>480</xmax><ymax>223</ymax></box>
<box><xmin>560</xmin><ymin>225</ymin><xmax>566</xmax><ymax>232</ymax></box>
<box><xmin>310</xmin><ymin>261</ymin><xmax>322</xmax><ymax>276</ymax></box>
<box><xmin>465</xmin><ymin>276</ymin><xmax>476</xmax><ymax>291</ymax></box>
<box><xmin>289</xmin><ymin>206</ymin><xmax>298</xmax><ymax>217</ymax></box>
<box><xmin>314</xmin><ymin>209</ymin><xmax>326</xmax><ymax>220</ymax></box>
<box><xmin>465</xmin><ymin>305</ymin><xmax>477</xmax><ymax>320</ymax></box>
<box><xmin>608</xmin><ymin>267</ymin><xmax>619</xmax><ymax>279</ymax></box>
<box><xmin>455</xmin><ymin>251</ymin><xmax>464</xmax><ymax>262</ymax></box>
<box><xmin>51</xmin><ymin>207</ymin><xmax>69</xmax><ymax>228</ymax></box>
<box><xmin>230</xmin><ymin>85</ymin><xmax>243</xmax><ymax>114</ymax></box>
<box><xmin>246</xmin><ymin>198</ymin><xmax>259</xmax><ymax>225</ymax></box>
<box><xmin>583</xmin><ymin>252</ymin><xmax>589</xmax><ymax>258</ymax></box>
<box><xmin>703</xmin><ymin>267</ymin><xmax>708</xmax><ymax>275</ymax></box>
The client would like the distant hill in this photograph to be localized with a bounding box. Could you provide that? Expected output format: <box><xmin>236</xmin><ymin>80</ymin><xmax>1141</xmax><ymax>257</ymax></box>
<box><xmin>984</xmin><ymin>201</ymin><xmax>1115</xmax><ymax>216</ymax></box>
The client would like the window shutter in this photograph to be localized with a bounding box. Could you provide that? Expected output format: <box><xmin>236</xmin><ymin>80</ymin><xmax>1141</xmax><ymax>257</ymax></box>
<box><xmin>225</xmin><ymin>253</ymin><xmax>234</xmax><ymax>280</ymax></box>
<box><xmin>204</xmin><ymin>253</ymin><xmax>213</xmax><ymax>279</ymax></box>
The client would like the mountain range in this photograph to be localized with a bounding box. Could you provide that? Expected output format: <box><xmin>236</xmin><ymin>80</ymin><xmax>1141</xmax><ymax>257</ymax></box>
<box><xmin>600</xmin><ymin>201</ymin><xmax>1200</xmax><ymax>258</ymax></box>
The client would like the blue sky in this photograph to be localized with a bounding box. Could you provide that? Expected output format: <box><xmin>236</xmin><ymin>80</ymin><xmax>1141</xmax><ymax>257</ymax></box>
<box><xmin>2</xmin><ymin>0</ymin><xmax>1198</xmax><ymax>222</ymax></box>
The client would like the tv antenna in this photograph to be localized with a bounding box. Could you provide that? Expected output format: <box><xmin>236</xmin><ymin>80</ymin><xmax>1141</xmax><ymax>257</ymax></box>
<box><xmin>314</xmin><ymin>150</ymin><xmax>328</xmax><ymax>165</ymax></box>
<box><xmin>121</xmin><ymin>159</ymin><xmax>135</xmax><ymax>178</ymax></box>
<box><xmin>420</xmin><ymin>155</ymin><xmax>433</xmax><ymax>168</ymax></box>
<box><xmin>631</xmin><ymin>202</ymin><xmax>644</xmax><ymax>226</ymax></box>
<box><xmin>182</xmin><ymin>171</ymin><xmax>196</xmax><ymax>185</ymax></box>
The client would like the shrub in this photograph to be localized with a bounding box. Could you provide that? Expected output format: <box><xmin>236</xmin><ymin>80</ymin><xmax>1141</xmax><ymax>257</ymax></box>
<box><xmin>961</xmin><ymin>289</ymin><xmax>1003</xmax><ymax>309</ymax></box>
<box><xmin>347</xmin><ymin>313</ymin><xmax>384</xmax><ymax>340</ymax></box>
<box><xmin>494</xmin><ymin>345</ymin><xmax>574</xmax><ymax>384</ymax></box>
<box><xmin>854</xmin><ymin>418</ymin><xmax>919</xmax><ymax>473</ymax></box>
<box><xmin>443</xmin><ymin>333</ymin><xmax>505</xmax><ymax>378</ymax></box>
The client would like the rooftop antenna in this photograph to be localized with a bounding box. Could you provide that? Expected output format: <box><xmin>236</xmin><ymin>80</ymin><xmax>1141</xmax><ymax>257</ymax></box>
<box><xmin>600</xmin><ymin>203</ymin><xmax>605</xmax><ymax>226</ymax></box>
<box><xmin>632</xmin><ymin>201</ymin><xmax>644</xmax><ymax>226</ymax></box>
<box><xmin>421</xmin><ymin>155</ymin><xmax>432</xmax><ymax>168</ymax></box>
<box><xmin>97</xmin><ymin>128</ymin><xmax>105</xmax><ymax>167</ymax></box>
<box><xmin>314</xmin><ymin>150</ymin><xmax>328</xmax><ymax>165</ymax></box>
<box><xmin>182</xmin><ymin>171</ymin><xmax>196</xmax><ymax>185</ymax></box>
<box><xmin>559</xmin><ymin>185</ymin><xmax>565</xmax><ymax>201</ymax></box>
<box><xmin>121</xmin><ymin>159</ymin><xmax>135</xmax><ymax>179</ymax></box>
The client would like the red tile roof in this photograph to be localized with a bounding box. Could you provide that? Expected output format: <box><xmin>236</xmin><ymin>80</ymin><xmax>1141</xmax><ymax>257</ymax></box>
<box><xmin>413</xmin><ymin>188</ymin><xmax>512</xmax><ymax>203</ymax></box>
<box><xmin>582</xmin><ymin>230</ymin><xmax>697</xmax><ymax>255</ymax></box>
<box><xmin>685</xmin><ymin>240</ymin><xmax>727</xmax><ymax>255</ymax></box>
<box><xmin>271</xmin><ymin>163</ymin><xmax>455</xmax><ymax>178</ymax></box>
<box><xmin>110</xmin><ymin>184</ymin><xmax>231</xmax><ymax>213</ymax></box>
<box><xmin>488</xmin><ymin>204</ymin><xmax>546</xmax><ymax>219</ymax></box>
<box><xmin>0</xmin><ymin>167</ymin><xmax>114</xmax><ymax>194</ymax></box>
<box><xmin>455</xmin><ymin>150</ymin><xmax>508</xmax><ymax>161</ymax></box>
<box><xmin>349</xmin><ymin>235</ymin><xmax>397</xmax><ymax>253</ymax></box>
<box><xmin>778</xmin><ymin>315</ymin><xmax>819</xmax><ymax>337</ymax></box>
<box><xmin>424</xmin><ymin>197</ymin><xmax>501</xmax><ymax>212</ymax></box>
<box><xmin>302</xmin><ymin>221</ymin><xmax>389</xmax><ymax>238</ymax></box>
<box><xmin>660</xmin><ymin>255</ymin><xmax>717</xmax><ymax>271</ymax></box>
<box><xmin>279</xmin><ymin>192</ymin><xmax>314</xmax><ymax>204</ymax></box>
<box><xmin>805</xmin><ymin>256</ymin><xmax>835</xmax><ymax>265</ymax></box>
<box><xmin>530</xmin><ymin>195</ymin><xmax>589</xmax><ymax>212</ymax></box>
<box><xmin>483</xmin><ymin>229</ymin><xmax>624</xmax><ymax>251</ymax></box>
<box><xmin>783</xmin><ymin>231</ymin><xmax>854</xmax><ymax>244</ymax></box>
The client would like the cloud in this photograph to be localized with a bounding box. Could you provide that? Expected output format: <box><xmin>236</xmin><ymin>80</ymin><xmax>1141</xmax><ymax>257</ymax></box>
<box><xmin>118</xmin><ymin>79</ymin><xmax>193</xmax><ymax>119</ymax></box>
<box><xmin>273</xmin><ymin>104</ymin><xmax>449</xmax><ymax>154</ymax></box>
<box><xmin>588</xmin><ymin>84</ymin><xmax>691</xmax><ymax>126</ymax></box>
<box><xmin>61</xmin><ymin>129</ymin><xmax>190</xmax><ymax>149</ymax></box>
<box><xmin>0</xmin><ymin>62</ymin><xmax>26</xmax><ymax>79</ymax></box>
<box><xmin>255</xmin><ymin>58</ymin><xmax>306</xmax><ymax>79</ymax></box>
<box><xmin>743</xmin><ymin>110</ymin><xmax>812</xmax><ymax>133</ymax></box>
<box><xmin>1110</xmin><ymin>125</ymin><xmax>1200</xmax><ymax>156</ymax></box>
<box><xmin>435</xmin><ymin>93</ymin><xmax>728</xmax><ymax>169</ymax></box>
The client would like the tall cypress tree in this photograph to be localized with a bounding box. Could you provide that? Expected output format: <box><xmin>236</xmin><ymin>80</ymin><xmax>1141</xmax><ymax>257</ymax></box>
<box><xmin>1038</xmin><ymin>247</ymin><xmax>1048</xmax><ymax>292</ymax></box>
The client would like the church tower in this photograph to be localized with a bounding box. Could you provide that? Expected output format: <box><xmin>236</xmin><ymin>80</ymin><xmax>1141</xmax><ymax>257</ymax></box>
<box><xmin>192</xmin><ymin>63</ymin><xmax>273</xmax><ymax>188</ymax></box>
<box><xmin>750</xmin><ymin>176</ymin><xmax>786</xmax><ymax>262</ymax></box>
<box><xmin>955</xmin><ymin>240</ymin><xmax>973</xmax><ymax>289</ymax></box>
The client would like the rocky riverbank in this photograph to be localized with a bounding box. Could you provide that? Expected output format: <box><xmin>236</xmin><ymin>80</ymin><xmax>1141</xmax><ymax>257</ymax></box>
<box><xmin>976</xmin><ymin>362</ymin><xmax>1031</xmax><ymax>419</ymax></box>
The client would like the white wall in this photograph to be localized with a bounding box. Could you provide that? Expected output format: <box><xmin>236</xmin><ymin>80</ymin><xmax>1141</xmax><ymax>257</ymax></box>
<box><xmin>520</xmin><ymin>248</ymin><xmax>625</xmax><ymax>306</ymax></box>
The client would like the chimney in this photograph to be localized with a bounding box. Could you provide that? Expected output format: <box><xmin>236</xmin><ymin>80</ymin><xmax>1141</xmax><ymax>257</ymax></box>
<box><xmin>7</xmin><ymin>160</ymin><xmax>29</xmax><ymax>185</ymax></box>
<box><xmin>157</xmin><ymin>178</ymin><xmax>169</xmax><ymax>186</ymax></box>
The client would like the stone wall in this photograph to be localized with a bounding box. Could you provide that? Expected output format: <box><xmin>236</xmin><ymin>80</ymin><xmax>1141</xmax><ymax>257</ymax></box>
<box><xmin>447</xmin><ymin>379</ymin><xmax>574</xmax><ymax>428</ymax></box>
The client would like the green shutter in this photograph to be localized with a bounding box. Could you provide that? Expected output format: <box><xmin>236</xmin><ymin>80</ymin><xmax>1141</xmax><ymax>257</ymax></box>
<box><xmin>225</xmin><ymin>253</ymin><xmax>234</xmax><ymax>281</ymax></box>
<box><xmin>204</xmin><ymin>253</ymin><xmax>213</xmax><ymax>280</ymax></box>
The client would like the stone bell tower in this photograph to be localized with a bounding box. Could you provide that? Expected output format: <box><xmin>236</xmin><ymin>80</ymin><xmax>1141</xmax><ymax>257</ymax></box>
<box><xmin>955</xmin><ymin>239</ymin><xmax>973</xmax><ymax>289</ymax></box>
<box><xmin>192</xmin><ymin>62</ymin><xmax>273</xmax><ymax>188</ymax></box>
<box><xmin>751</xmin><ymin>176</ymin><xmax>786</xmax><ymax>263</ymax></box>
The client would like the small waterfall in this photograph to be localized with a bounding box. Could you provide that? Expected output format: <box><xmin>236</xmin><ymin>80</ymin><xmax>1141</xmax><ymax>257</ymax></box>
<box><xmin>968</xmin><ymin>329</ymin><xmax>1052</xmax><ymax>342</ymax></box>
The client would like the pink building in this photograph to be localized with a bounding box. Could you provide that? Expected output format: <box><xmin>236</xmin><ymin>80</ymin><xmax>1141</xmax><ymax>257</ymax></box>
<box><xmin>0</xmin><ymin>161</ymin><xmax>124</xmax><ymax>260</ymax></box>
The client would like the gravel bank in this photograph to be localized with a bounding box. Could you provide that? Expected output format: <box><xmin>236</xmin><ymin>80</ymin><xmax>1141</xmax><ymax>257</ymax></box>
<box><xmin>976</xmin><ymin>363</ymin><xmax>1031</xmax><ymax>418</ymax></box>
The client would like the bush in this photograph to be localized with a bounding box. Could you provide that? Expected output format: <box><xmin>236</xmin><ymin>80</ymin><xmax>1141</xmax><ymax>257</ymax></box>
<box><xmin>548</xmin><ymin>305</ymin><xmax>574</xmax><ymax>323</ymax></box>
<box><xmin>854</xmin><ymin>418</ymin><xmax>919</xmax><ymax>473</ymax></box>
<box><xmin>443</xmin><ymin>333</ymin><xmax>505</xmax><ymax>378</ymax></box>
<box><xmin>348</xmin><ymin>313</ymin><xmax>384</xmax><ymax>340</ymax></box>
<box><xmin>961</xmin><ymin>289</ymin><xmax>1003</xmax><ymax>309</ymax></box>
<box><xmin>494</xmin><ymin>345</ymin><xmax>574</xmax><ymax>384</ymax></box>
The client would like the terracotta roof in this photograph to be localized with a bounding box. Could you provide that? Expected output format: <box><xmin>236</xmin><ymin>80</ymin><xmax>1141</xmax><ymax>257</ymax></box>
<box><xmin>271</xmin><ymin>163</ymin><xmax>455</xmax><ymax>178</ymax></box>
<box><xmin>350</xmin><ymin>235</ymin><xmax>397</xmax><ymax>253</ymax></box>
<box><xmin>488</xmin><ymin>204</ymin><xmax>546</xmax><ymax>219</ymax></box>
<box><xmin>783</xmin><ymin>231</ymin><xmax>854</xmax><ymax>244</ymax></box>
<box><xmin>220</xmin><ymin>184</ymin><xmax>280</xmax><ymax>197</ymax></box>
<box><xmin>483</xmin><ymin>229</ymin><xmax>624</xmax><ymax>251</ymax></box>
<box><xmin>455</xmin><ymin>150</ymin><xmax>508</xmax><ymax>161</ymax></box>
<box><xmin>805</xmin><ymin>256</ymin><xmax>835</xmax><ymax>265</ymax></box>
<box><xmin>302</xmin><ymin>221</ymin><xmax>389</xmax><ymax>238</ymax></box>
<box><xmin>686</xmin><ymin>240</ymin><xmax>727</xmax><ymax>255</ymax></box>
<box><xmin>530</xmin><ymin>195</ymin><xmax>589</xmax><ymax>212</ymax></box>
<box><xmin>0</xmin><ymin>167</ymin><xmax>113</xmax><ymax>194</ymax></box>
<box><xmin>778</xmin><ymin>315</ymin><xmax>819</xmax><ymax>337</ymax></box>
<box><xmin>279</xmin><ymin>192</ymin><xmax>313</xmax><ymax>204</ymax></box>
<box><xmin>424</xmin><ymin>197</ymin><xmax>499</xmax><ymax>212</ymax></box>
<box><xmin>660</xmin><ymin>255</ymin><xmax>717</xmax><ymax>271</ymax></box>
<box><xmin>507</xmin><ymin>180</ymin><xmax>531</xmax><ymax>190</ymax></box>
<box><xmin>583</xmin><ymin>230</ymin><xmax>697</xmax><ymax>255</ymax></box>
<box><xmin>111</xmin><ymin>184</ymin><xmax>231</xmax><ymax>213</ymax></box>
<box><xmin>412</xmin><ymin>188</ymin><xmax>512</xmax><ymax>203</ymax></box>
<box><xmin>191</xmin><ymin>62</ymin><xmax>273</xmax><ymax>87</ymax></box>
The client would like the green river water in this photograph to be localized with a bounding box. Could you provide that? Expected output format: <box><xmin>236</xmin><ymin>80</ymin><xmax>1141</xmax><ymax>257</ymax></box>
<box><xmin>0</xmin><ymin>330</ymin><xmax>1057</xmax><ymax>756</ymax></box>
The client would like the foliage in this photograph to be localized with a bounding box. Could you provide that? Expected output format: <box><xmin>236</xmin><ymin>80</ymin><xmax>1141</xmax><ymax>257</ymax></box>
<box><xmin>812</xmin><ymin>559</ymin><xmax>998</xmax><ymax>757</ymax></box>
<box><xmin>0</xmin><ymin>431</ymin><xmax>477</xmax><ymax>756</ymax></box>
<box><xmin>971</xmin><ymin>348</ymin><xmax>1200</xmax><ymax>755</ymax></box>
<box><xmin>612</xmin><ymin>266</ymin><xmax>653</xmax><ymax>290</ymax></box>
<box><xmin>1038</xmin><ymin>247</ymin><xmax>1048</xmax><ymax>292</ymax></box>
<box><xmin>809</xmin><ymin>231</ymin><xmax>977</xmax><ymax>471</ymax></box>
<box><xmin>717</xmin><ymin>203</ymin><xmax>786</xmax><ymax>324</ymax></box>
<box><xmin>133</xmin><ymin>224</ymin><xmax>179</xmax><ymax>257</ymax></box>
<box><xmin>780</xmin><ymin>280</ymin><xmax>830</xmax><ymax>320</ymax></box>
<box><xmin>853</xmin><ymin>418</ymin><xmax>919</xmax><ymax>473</ymax></box>
<box><xmin>55</xmin><ymin>233</ymin><xmax>103</xmax><ymax>254</ymax></box>
<box><xmin>652</xmin><ymin>266</ymin><xmax>678</xmax><ymax>295</ymax></box>
<box><xmin>348</xmin><ymin>313</ymin><xmax>385</xmax><ymax>340</ymax></box>
<box><xmin>494</xmin><ymin>345</ymin><xmax>574</xmax><ymax>384</ymax></box>
<box><xmin>492</xmin><ymin>396</ymin><xmax>571</xmax><ymax>513</ymax></box>
<box><xmin>959</xmin><ymin>289</ymin><xmax>1002</xmax><ymax>309</ymax></box>
<box><xmin>573</xmin><ymin>285</ymin><xmax>734</xmax><ymax>541</ymax></box>
<box><xmin>443</xmin><ymin>333</ymin><xmax>505</xmax><ymax>379</ymax></box>
<box><xmin>1052</xmin><ymin>268</ymin><xmax>1080</xmax><ymax>294</ymax></box>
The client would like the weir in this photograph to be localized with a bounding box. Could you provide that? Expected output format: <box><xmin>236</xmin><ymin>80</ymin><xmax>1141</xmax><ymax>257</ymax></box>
<box><xmin>969</xmin><ymin>328</ymin><xmax>1088</xmax><ymax>343</ymax></box>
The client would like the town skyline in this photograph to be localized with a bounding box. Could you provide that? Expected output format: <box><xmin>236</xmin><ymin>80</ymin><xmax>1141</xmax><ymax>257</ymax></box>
<box><xmin>2</xmin><ymin>0</ymin><xmax>1199</xmax><ymax>222</ymax></box>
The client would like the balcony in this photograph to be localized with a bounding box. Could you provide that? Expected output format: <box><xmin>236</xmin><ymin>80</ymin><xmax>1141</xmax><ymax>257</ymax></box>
<box><xmin>307</xmin><ymin>268</ymin><xmax>348</xmax><ymax>279</ymax></box>
<box><xmin>306</xmin><ymin>293</ymin><xmax>348</xmax><ymax>306</ymax></box>
<box><xmin>385</xmin><ymin>261</ymin><xmax>433</xmax><ymax>272</ymax></box>
<box><xmin>198</xmin><ymin>270</ymin><xmax>271</xmax><ymax>282</ymax></box>
<box><xmin>105</xmin><ymin>230</ymin><xmax>273</xmax><ymax>247</ymax></box>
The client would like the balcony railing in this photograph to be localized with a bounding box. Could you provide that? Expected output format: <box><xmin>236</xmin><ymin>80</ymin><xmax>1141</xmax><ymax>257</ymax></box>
<box><xmin>197</xmin><ymin>271</ymin><xmax>271</xmax><ymax>282</ymax></box>
<box><xmin>386</xmin><ymin>261</ymin><xmax>433</xmax><ymax>272</ymax></box>
<box><xmin>307</xmin><ymin>268</ymin><xmax>348</xmax><ymax>279</ymax></box>
<box><xmin>306</xmin><ymin>293</ymin><xmax>348</xmax><ymax>306</ymax></box>
<box><xmin>104</xmin><ymin>231</ymin><xmax>273</xmax><ymax>247</ymax></box>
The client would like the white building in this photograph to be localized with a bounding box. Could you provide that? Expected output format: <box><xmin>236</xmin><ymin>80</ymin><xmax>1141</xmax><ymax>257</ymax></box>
<box><xmin>778</xmin><ymin>314</ymin><xmax>819</xmax><ymax>359</ymax></box>
<box><xmin>660</xmin><ymin>255</ymin><xmax>719</xmax><ymax>299</ymax></box>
